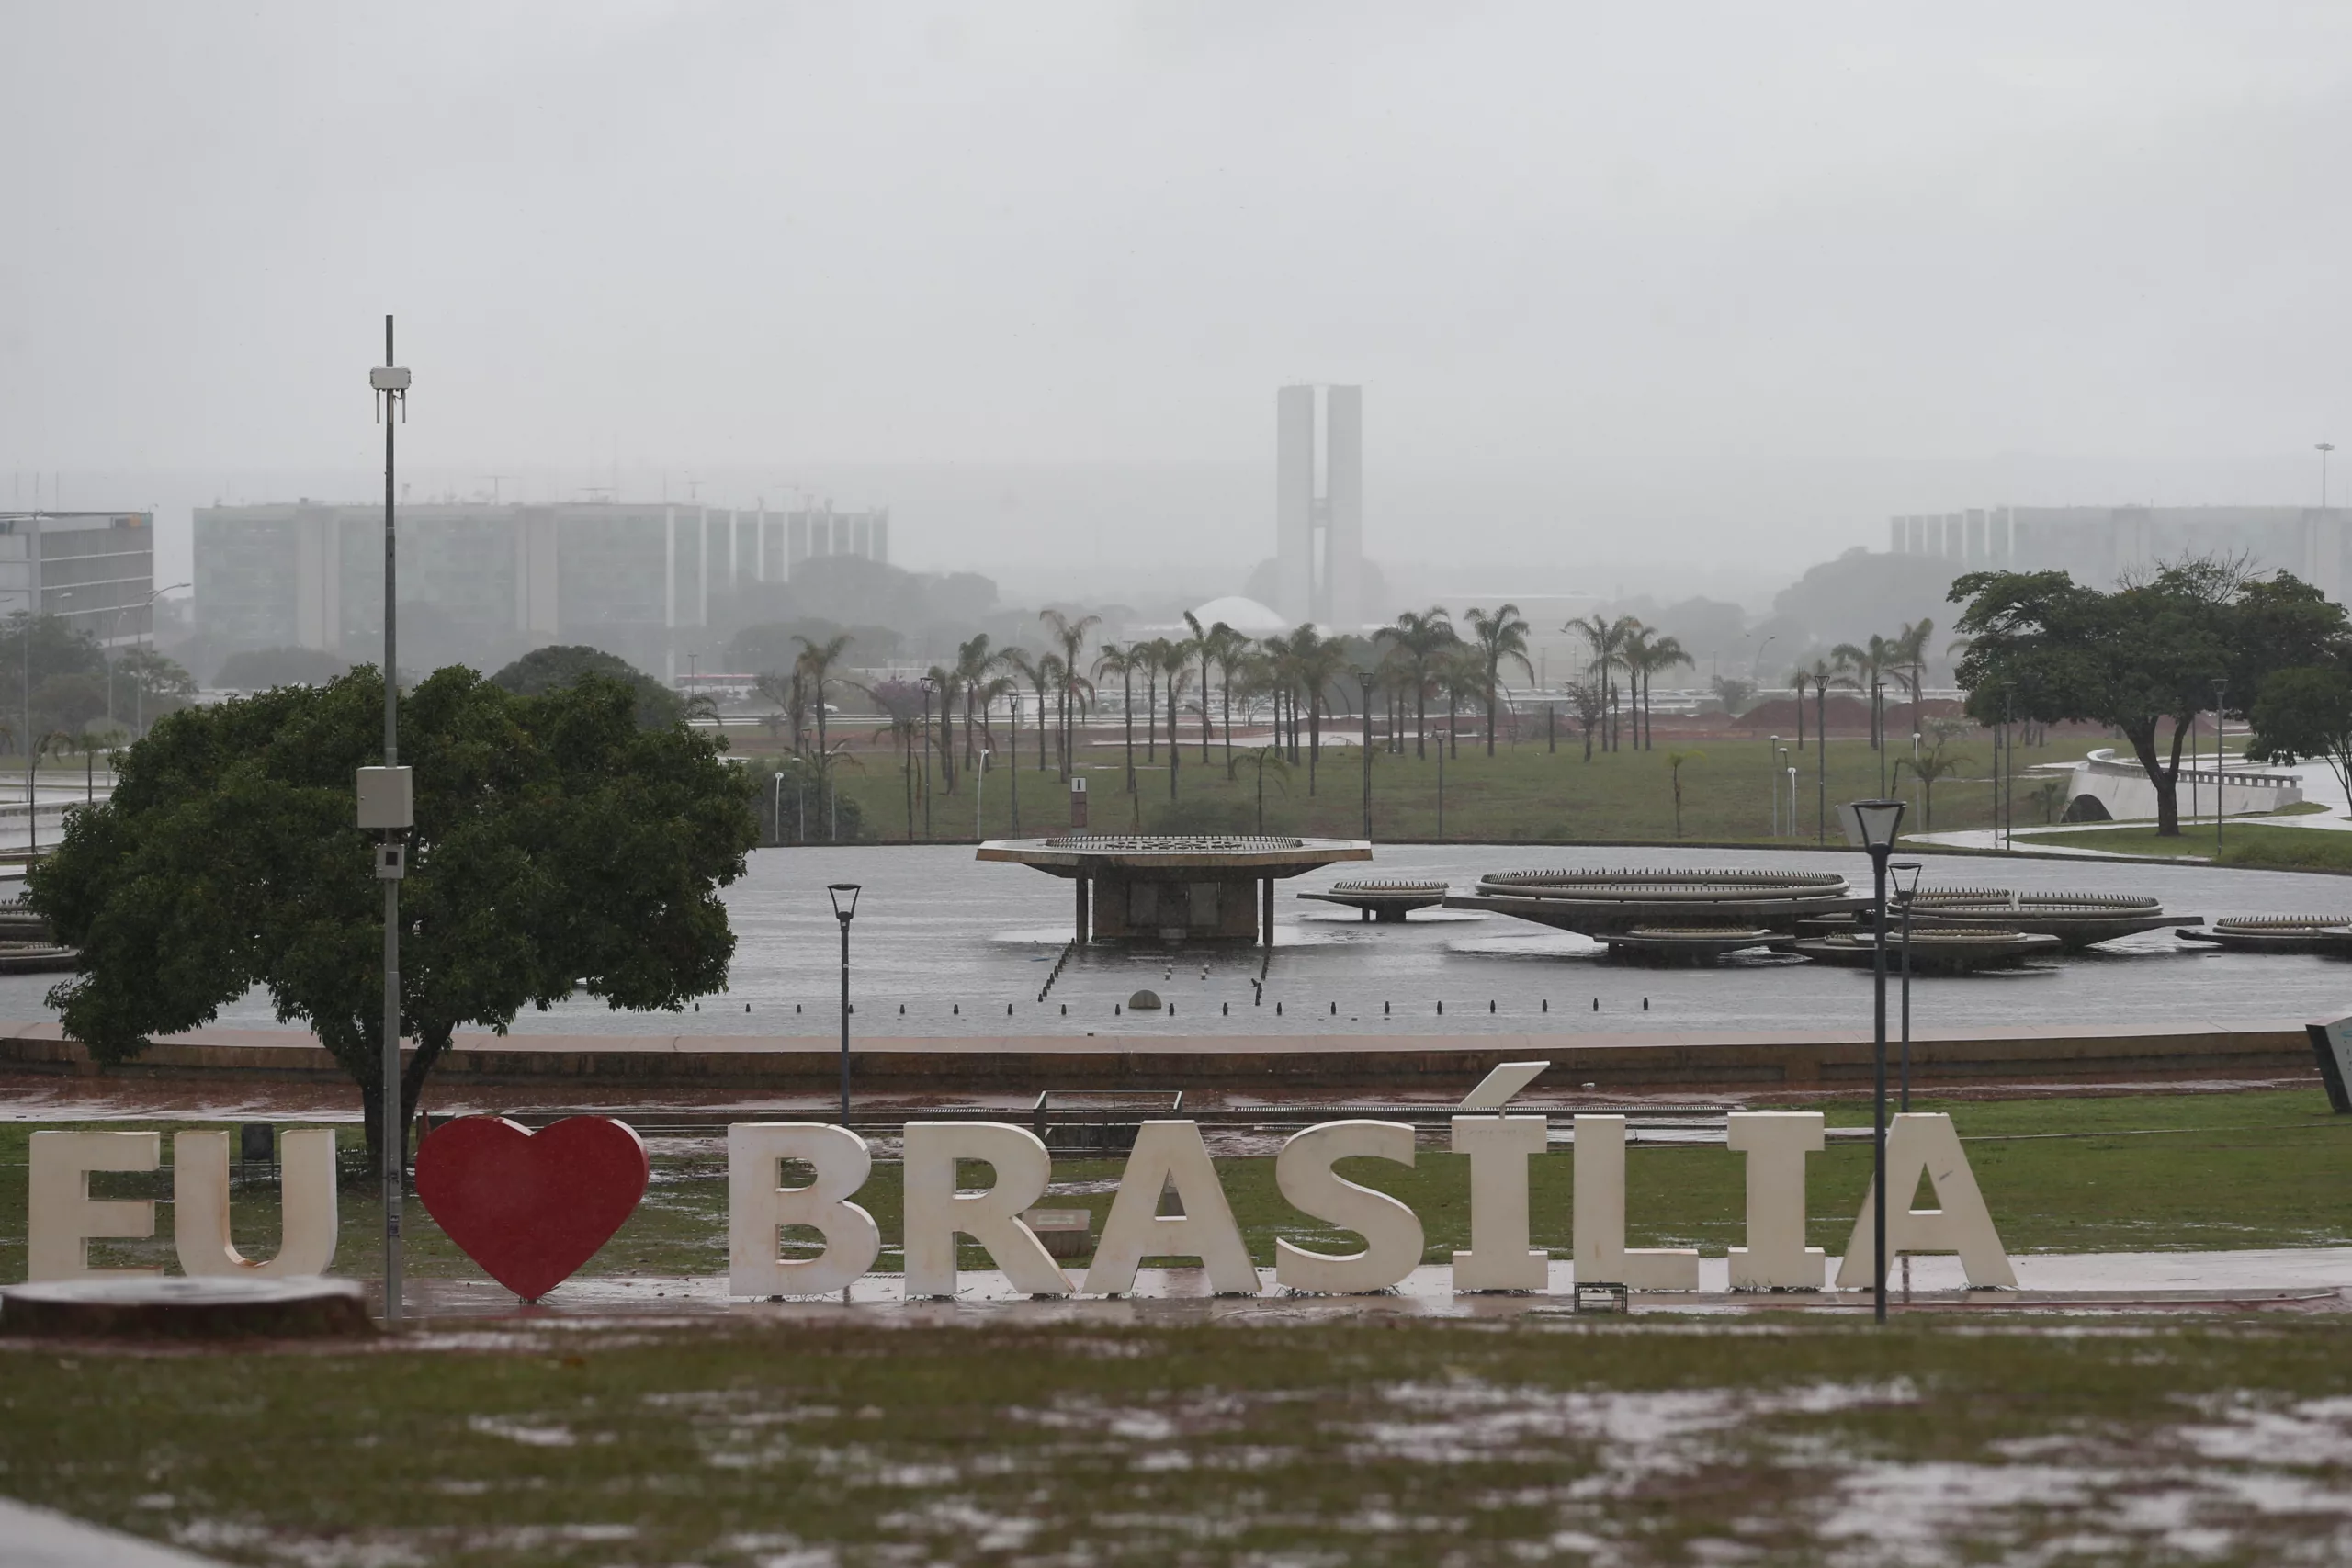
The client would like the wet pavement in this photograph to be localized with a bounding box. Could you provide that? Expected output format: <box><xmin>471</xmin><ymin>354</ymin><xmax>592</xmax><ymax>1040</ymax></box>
<box><xmin>361</xmin><ymin>1249</ymin><xmax>2352</xmax><ymax>1324</ymax></box>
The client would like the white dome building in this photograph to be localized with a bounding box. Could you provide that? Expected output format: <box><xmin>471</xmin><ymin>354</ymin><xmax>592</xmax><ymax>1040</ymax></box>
<box><xmin>1184</xmin><ymin>595</ymin><xmax>1290</xmax><ymax>637</ymax></box>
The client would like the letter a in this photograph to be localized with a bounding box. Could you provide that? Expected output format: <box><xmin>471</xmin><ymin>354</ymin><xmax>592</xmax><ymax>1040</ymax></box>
<box><xmin>1836</xmin><ymin>1113</ymin><xmax>2017</xmax><ymax>1289</ymax></box>
<box><xmin>1085</xmin><ymin>1122</ymin><xmax>1258</xmax><ymax>1296</ymax></box>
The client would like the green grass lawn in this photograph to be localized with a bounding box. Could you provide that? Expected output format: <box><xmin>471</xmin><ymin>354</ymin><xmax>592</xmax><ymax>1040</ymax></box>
<box><xmin>741</xmin><ymin>728</ymin><xmax>2111</xmax><ymax>845</ymax></box>
<box><xmin>6</xmin><ymin>1089</ymin><xmax>2348</xmax><ymax>1286</ymax></box>
<box><xmin>2028</xmin><ymin>820</ymin><xmax>2352</xmax><ymax>872</ymax></box>
<box><xmin>12</xmin><ymin>1315</ymin><xmax>2352</xmax><ymax>1564</ymax></box>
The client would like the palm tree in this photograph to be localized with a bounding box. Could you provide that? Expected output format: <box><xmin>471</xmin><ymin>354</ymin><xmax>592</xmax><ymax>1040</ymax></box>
<box><xmin>953</xmin><ymin>634</ymin><xmax>996</xmax><ymax>771</ymax></box>
<box><xmin>1894</xmin><ymin>737</ymin><xmax>1970</xmax><ymax>833</ymax></box>
<box><xmin>1009</xmin><ymin>650</ymin><xmax>1062</xmax><ymax>773</ymax></box>
<box><xmin>1294</xmin><ymin>627</ymin><xmax>1352</xmax><ymax>795</ymax></box>
<box><xmin>1626</xmin><ymin>630</ymin><xmax>1690</xmax><ymax>751</ymax></box>
<box><xmin>1831</xmin><ymin>633</ymin><xmax>1898</xmax><ymax>775</ymax></box>
<box><xmin>1435</xmin><ymin>641</ymin><xmax>1487</xmax><ymax>760</ymax></box>
<box><xmin>1209</xmin><ymin>624</ymin><xmax>1251</xmax><ymax>777</ymax></box>
<box><xmin>1183</xmin><ymin>612</ymin><xmax>1234</xmax><ymax>763</ymax></box>
<box><xmin>1159</xmin><ymin>642</ymin><xmax>1193</xmax><ymax>801</ymax></box>
<box><xmin>923</xmin><ymin>663</ymin><xmax>962</xmax><ymax>795</ymax></box>
<box><xmin>792</xmin><ymin>632</ymin><xmax>854</xmax><ymax>763</ymax></box>
<box><xmin>1566</xmin><ymin>615</ymin><xmax>1635</xmax><ymax>752</ymax></box>
<box><xmin>1037</xmin><ymin>609</ymin><xmax>1101</xmax><ymax>777</ymax></box>
<box><xmin>1383</xmin><ymin>607</ymin><xmax>1454</xmax><ymax>759</ymax></box>
<box><xmin>1667</xmin><ymin>749</ymin><xmax>1703</xmax><ymax>839</ymax></box>
<box><xmin>1092</xmin><ymin>642</ymin><xmax>1144</xmax><ymax>794</ymax></box>
<box><xmin>752</xmin><ymin>667</ymin><xmax>806</xmax><ymax>749</ymax></box>
<box><xmin>1244</xmin><ymin>742</ymin><xmax>1291</xmax><ymax>832</ymax></box>
<box><xmin>1893</xmin><ymin>617</ymin><xmax>1935</xmax><ymax>738</ymax></box>
<box><xmin>1464</xmin><ymin>604</ymin><xmax>1533</xmax><ymax>756</ymax></box>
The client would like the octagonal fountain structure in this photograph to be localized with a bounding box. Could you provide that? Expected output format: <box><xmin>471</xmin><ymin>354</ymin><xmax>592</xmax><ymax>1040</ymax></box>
<box><xmin>978</xmin><ymin>833</ymin><xmax>1372</xmax><ymax>944</ymax></box>
<box><xmin>1443</xmin><ymin>868</ymin><xmax>1871</xmax><ymax>962</ymax></box>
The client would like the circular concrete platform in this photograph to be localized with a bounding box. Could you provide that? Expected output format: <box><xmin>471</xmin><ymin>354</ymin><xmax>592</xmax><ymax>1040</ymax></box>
<box><xmin>1449</xmin><ymin>868</ymin><xmax>1870</xmax><ymax>936</ymax></box>
<box><xmin>1792</xmin><ymin>929</ymin><xmax>2064</xmax><ymax>974</ymax></box>
<box><xmin>1594</xmin><ymin>927</ymin><xmax>1787</xmax><ymax>964</ymax></box>
<box><xmin>1</xmin><ymin>1276</ymin><xmax>374</xmax><ymax>1339</ymax></box>
<box><xmin>2177</xmin><ymin>916</ymin><xmax>2352</xmax><ymax>955</ymax></box>
<box><xmin>1298</xmin><ymin>878</ymin><xmax>1450</xmax><ymax>921</ymax></box>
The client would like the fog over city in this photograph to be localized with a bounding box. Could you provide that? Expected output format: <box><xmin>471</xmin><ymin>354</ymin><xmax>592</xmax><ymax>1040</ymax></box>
<box><xmin>6</xmin><ymin>3</ymin><xmax>2352</xmax><ymax>619</ymax></box>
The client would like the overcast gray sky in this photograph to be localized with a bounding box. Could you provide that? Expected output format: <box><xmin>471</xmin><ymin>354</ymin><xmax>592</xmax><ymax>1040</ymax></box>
<box><xmin>5</xmin><ymin>2</ymin><xmax>2350</xmax><ymax>597</ymax></box>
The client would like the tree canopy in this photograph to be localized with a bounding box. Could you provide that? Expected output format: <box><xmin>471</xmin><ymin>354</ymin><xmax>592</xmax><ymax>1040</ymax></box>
<box><xmin>1950</xmin><ymin>562</ymin><xmax>2347</xmax><ymax>835</ymax></box>
<box><xmin>490</xmin><ymin>644</ymin><xmax>686</xmax><ymax>728</ymax></box>
<box><xmin>29</xmin><ymin>666</ymin><xmax>758</xmax><ymax>1168</ymax></box>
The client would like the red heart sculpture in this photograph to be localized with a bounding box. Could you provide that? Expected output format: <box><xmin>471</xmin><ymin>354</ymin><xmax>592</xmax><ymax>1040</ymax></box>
<box><xmin>414</xmin><ymin>1116</ymin><xmax>649</xmax><ymax>1302</ymax></box>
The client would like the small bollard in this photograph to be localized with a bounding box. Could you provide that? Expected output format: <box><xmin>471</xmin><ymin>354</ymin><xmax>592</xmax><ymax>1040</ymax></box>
<box><xmin>1542</xmin><ymin>998</ymin><xmax>1549</xmax><ymax>1012</ymax></box>
<box><xmin>1489</xmin><ymin>999</ymin><xmax>1496</xmax><ymax>1013</ymax></box>
<box><xmin>1591</xmin><ymin>998</ymin><xmax>1599</xmax><ymax>1011</ymax></box>
<box><xmin>1437</xmin><ymin>999</ymin><xmax>1444</xmax><ymax>1015</ymax></box>
<box><xmin>1007</xmin><ymin>1003</ymin><xmax>1013</xmax><ymax>1016</ymax></box>
<box><xmin>1384</xmin><ymin>1000</ymin><xmax>1391</xmax><ymax>1015</ymax></box>
<box><xmin>797</xmin><ymin>1003</ymin><xmax>803</xmax><ymax>1013</ymax></box>
<box><xmin>1060</xmin><ymin>1003</ymin><xmax>1067</xmax><ymax>1015</ymax></box>
<box><xmin>1222</xmin><ymin>1002</ymin><xmax>1228</xmax><ymax>1015</ymax></box>
<box><xmin>899</xmin><ymin>1003</ymin><xmax>905</xmax><ymax>1014</ymax></box>
<box><xmin>744</xmin><ymin>1003</ymin><xmax>751</xmax><ymax>1013</ymax></box>
<box><xmin>1276</xmin><ymin>1001</ymin><xmax>1283</xmax><ymax>1016</ymax></box>
<box><xmin>1329</xmin><ymin>1001</ymin><xmax>1337</xmax><ymax>1016</ymax></box>
<box><xmin>1644</xmin><ymin>998</ymin><xmax>1650</xmax><ymax>1011</ymax></box>
<box><xmin>1116</xmin><ymin>1003</ymin><xmax>1123</xmax><ymax>1015</ymax></box>
<box><xmin>954</xmin><ymin>1003</ymin><xmax>960</xmax><ymax>1015</ymax></box>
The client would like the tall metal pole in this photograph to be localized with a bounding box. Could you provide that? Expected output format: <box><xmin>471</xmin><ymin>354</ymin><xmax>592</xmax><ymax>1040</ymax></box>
<box><xmin>836</xmin><ymin>916</ymin><xmax>852</xmax><ymax>1123</ymax></box>
<box><xmin>1359</xmin><ymin>673</ymin><xmax>1374</xmax><ymax>840</ymax></box>
<box><xmin>2215</xmin><ymin>681</ymin><xmax>2228</xmax><ymax>856</ymax></box>
<box><xmin>379</xmin><ymin>315</ymin><xmax>403</xmax><ymax>1325</ymax></box>
<box><xmin>1871</xmin><ymin>842</ymin><xmax>1890</xmax><ymax>1325</ymax></box>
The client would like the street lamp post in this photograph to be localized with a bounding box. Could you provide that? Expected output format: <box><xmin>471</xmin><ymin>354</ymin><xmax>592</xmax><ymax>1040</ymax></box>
<box><xmin>828</xmin><ymin>883</ymin><xmax>861</xmax><ymax>1125</ymax></box>
<box><xmin>1849</xmin><ymin>797</ymin><xmax>1907</xmax><ymax>1325</ymax></box>
<box><xmin>975</xmin><ymin>748</ymin><xmax>990</xmax><ymax>839</ymax></box>
<box><xmin>367</xmin><ymin>318</ymin><xmax>412</xmax><ymax>1324</ymax></box>
<box><xmin>919</xmin><ymin>677</ymin><xmax>934</xmax><ymax>841</ymax></box>
<box><xmin>1890</xmin><ymin>860</ymin><xmax>1923</xmax><ymax>1111</ymax></box>
<box><xmin>2214</xmin><ymin>680</ymin><xmax>2228</xmax><ymax>855</ymax></box>
<box><xmin>1769</xmin><ymin>737</ymin><xmax>1781</xmax><ymax>834</ymax></box>
<box><xmin>1359</xmin><ymin>671</ymin><xmax>1375</xmax><ymax>840</ymax></box>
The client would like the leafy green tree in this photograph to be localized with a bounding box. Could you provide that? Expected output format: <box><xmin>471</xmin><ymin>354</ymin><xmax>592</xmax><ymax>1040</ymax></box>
<box><xmin>491</xmin><ymin>644</ymin><xmax>684</xmax><ymax>728</ymax></box>
<box><xmin>29</xmin><ymin>667</ymin><xmax>757</xmax><ymax>1173</ymax></box>
<box><xmin>1951</xmin><ymin>562</ymin><xmax>2345</xmax><ymax>837</ymax></box>
<box><xmin>2249</xmin><ymin>667</ymin><xmax>2352</xmax><ymax>809</ymax></box>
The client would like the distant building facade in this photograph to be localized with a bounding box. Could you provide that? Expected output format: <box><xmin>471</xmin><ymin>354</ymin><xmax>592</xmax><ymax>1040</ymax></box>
<box><xmin>1888</xmin><ymin>504</ymin><xmax>2350</xmax><ymax>602</ymax></box>
<box><xmin>0</xmin><ymin>511</ymin><xmax>157</xmax><ymax>645</ymax></box>
<box><xmin>194</xmin><ymin>500</ymin><xmax>888</xmax><ymax>678</ymax></box>
<box><xmin>1275</xmin><ymin>384</ymin><xmax>1365</xmax><ymax>631</ymax></box>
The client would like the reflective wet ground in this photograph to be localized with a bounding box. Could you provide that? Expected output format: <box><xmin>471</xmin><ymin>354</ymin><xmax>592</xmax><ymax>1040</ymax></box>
<box><xmin>10</xmin><ymin>842</ymin><xmax>2352</xmax><ymax>1038</ymax></box>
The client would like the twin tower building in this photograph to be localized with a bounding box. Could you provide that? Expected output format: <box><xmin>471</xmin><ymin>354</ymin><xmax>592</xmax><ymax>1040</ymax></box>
<box><xmin>1274</xmin><ymin>384</ymin><xmax>1367</xmax><ymax>634</ymax></box>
